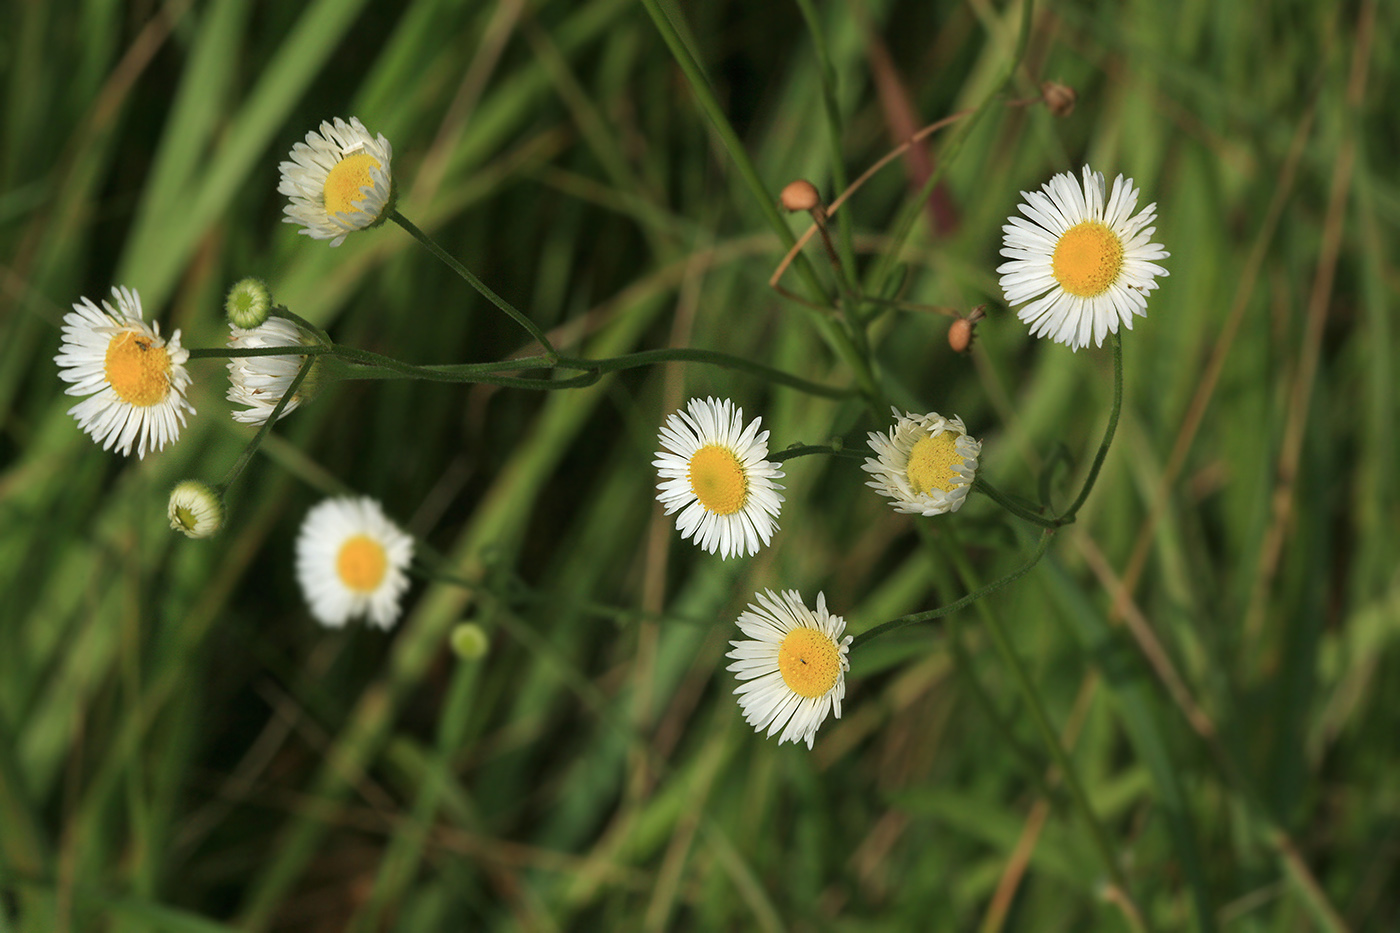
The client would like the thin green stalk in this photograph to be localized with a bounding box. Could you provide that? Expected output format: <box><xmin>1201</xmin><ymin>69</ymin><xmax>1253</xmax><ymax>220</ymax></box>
<box><xmin>555</xmin><ymin>348</ymin><xmax>852</xmax><ymax>398</ymax></box>
<box><xmin>217</xmin><ymin>356</ymin><xmax>314</xmax><ymax>490</ymax></box>
<box><xmin>973</xmin><ymin>476</ymin><xmax>1058</xmax><ymax>529</ymax></box>
<box><xmin>939</xmin><ymin>528</ymin><xmax>1148</xmax><ymax>932</ymax></box>
<box><xmin>1058</xmin><ymin>332</ymin><xmax>1123</xmax><ymax>522</ymax></box>
<box><xmin>850</xmin><ymin>530</ymin><xmax>1054</xmax><ymax>650</ymax></box>
<box><xmin>194</xmin><ymin>343</ymin><xmax>566</xmax><ymax>386</ymax></box>
<box><xmin>768</xmin><ymin>443</ymin><xmax>865</xmax><ymax>463</ymax></box>
<box><xmin>793</xmin><ymin>0</ymin><xmax>859</xmax><ymax>294</ymax></box>
<box><xmin>636</xmin><ymin>0</ymin><xmax>885</xmax><ymax>408</ymax></box>
<box><xmin>391</xmin><ymin>210</ymin><xmax>558</xmax><ymax>362</ymax></box>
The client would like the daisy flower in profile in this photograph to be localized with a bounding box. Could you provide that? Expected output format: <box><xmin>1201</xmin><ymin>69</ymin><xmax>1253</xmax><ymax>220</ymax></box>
<box><xmin>54</xmin><ymin>286</ymin><xmax>194</xmax><ymax>459</ymax></box>
<box><xmin>998</xmin><ymin>165</ymin><xmax>1169</xmax><ymax>350</ymax></box>
<box><xmin>653</xmin><ymin>397</ymin><xmax>784</xmax><ymax>559</ymax></box>
<box><xmin>278</xmin><ymin>117</ymin><xmax>394</xmax><ymax>246</ymax></box>
<box><xmin>863</xmin><ymin>409</ymin><xmax>981</xmax><ymax>516</ymax></box>
<box><xmin>296</xmin><ymin>496</ymin><xmax>414</xmax><ymax>630</ymax></box>
<box><xmin>727</xmin><ymin>589</ymin><xmax>852</xmax><ymax>749</ymax></box>
<box><xmin>226</xmin><ymin>317</ymin><xmax>323</xmax><ymax>424</ymax></box>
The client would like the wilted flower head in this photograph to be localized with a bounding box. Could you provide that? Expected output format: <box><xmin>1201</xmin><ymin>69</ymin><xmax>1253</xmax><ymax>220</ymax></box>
<box><xmin>863</xmin><ymin>409</ymin><xmax>980</xmax><ymax>516</ymax></box>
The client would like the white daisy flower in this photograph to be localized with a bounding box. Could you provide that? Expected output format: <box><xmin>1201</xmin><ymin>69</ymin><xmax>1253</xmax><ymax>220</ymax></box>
<box><xmin>863</xmin><ymin>409</ymin><xmax>981</xmax><ymax>516</ymax></box>
<box><xmin>296</xmin><ymin>496</ymin><xmax>414</xmax><ymax>630</ymax></box>
<box><xmin>653</xmin><ymin>397</ymin><xmax>785</xmax><ymax>559</ymax></box>
<box><xmin>54</xmin><ymin>286</ymin><xmax>195</xmax><ymax>459</ymax></box>
<box><xmin>226</xmin><ymin>317</ymin><xmax>322</xmax><ymax>425</ymax></box>
<box><xmin>168</xmin><ymin>480</ymin><xmax>225</xmax><ymax>539</ymax></box>
<box><xmin>278</xmin><ymin>116</ymin><xmax>394</xmax><ymax>246</ymax></box>
<box><xmin>998</xmin><ymin>165</ymin><xmax>1169</xmax><ymax>350</ymax></box>
<box><xmin>726</xmin><ymin>589</ymin><xmax>852</xmax><ymax>750</ymax></box>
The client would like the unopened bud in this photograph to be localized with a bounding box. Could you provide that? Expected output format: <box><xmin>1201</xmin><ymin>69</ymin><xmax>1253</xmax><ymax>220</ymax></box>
<box><xmin>1040</xmin><ymin>81</ymin><xmax>1077</xmax><ymax>118</ymax></box>
<box><xmin>225</xmin><ymin>277</ymin><xmax>272</xmax><ymax>328</ymax></box>
<box><xmin>780</xmin><ymin>179</ymin><xmax>821</xmax><ymax>213</ymax></box>
<box><xmin>168</xmin><ymin>480</ymin><xmax>225</xmax><ymax>539</ymax></box>
<box><xmin>450</xmin><ymin>623</ymin><xmax>490</xmax><ymax>661</ymax></box>
<box><xmin>948</xmin><ymin>306</ymin><xmax>987</xmax><ymax>354</ymax></box>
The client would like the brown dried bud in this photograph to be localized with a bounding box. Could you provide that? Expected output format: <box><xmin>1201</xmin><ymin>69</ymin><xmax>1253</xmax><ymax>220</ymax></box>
<box><xmin>1041</xmin><ymin>81</ymin><xmax>1077</xmax><ymax>118</ymax></box>
<box><xmin>948</xmin><ymin>306</ymin><xmax>987</xmax><ymax>354</ymax></box>
<box><xmin>780</xmin><ymin>179</ymin><xmax>821</xmax><ymax>212</ymax></box>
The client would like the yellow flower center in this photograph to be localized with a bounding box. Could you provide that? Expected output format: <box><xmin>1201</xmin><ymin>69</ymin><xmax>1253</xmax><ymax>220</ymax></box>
<box><xmin>104</xmin><ymin>331</ymin><xmax>171</xmax><ymax>407</ymax></box>
<box><xmin>336</xmin><ymin>534</ymin><xmax>388</xmax><ymax>593</ymax></box>
<box><xmin>323</xmin><ymin>152</ymin><xmax>382</xmax><ymax>216</ymax></box>
<box><xmin>778</xmin><ymin>627</ymin><xmax>842</xmax><ymax>698</ymax></box>
<box><xmin>1052</xmin><ymin>221</ymin><xmax>1124</xmax><ymax>297</ymax></box>
<box><xmin>687</xmin><ymin>444</ymin><xmax>748</xmax><ymax>515</ymax></box>
<box><xmin>906</xmin><ymin>433</ymin><xmax>963</xmax><ymax>496</ymax></box>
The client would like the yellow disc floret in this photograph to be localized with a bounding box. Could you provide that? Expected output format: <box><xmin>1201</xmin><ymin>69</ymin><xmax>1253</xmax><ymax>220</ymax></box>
<box><xmin>688</xmin><ymin>444</ymin><xmax>748</xmax><ymax>515</ymax></box>
<box><xmin>104</xmin><ymin>331</ymin><xmax>171</xmax><ymax>407</ymax></box>
<box><xmin>1051</xmin><ymin>221</ymin><xmax>1124</xmax><ymax>297</ymax></box>
<box><xmin>778</xmin><ymin>627</ymin><xmax>842</xmax><ymax>698</ymax></box>
<box><xmin>906</xmin><ymin>433</ymin><xmax>962</xmax><ymax>496</ymax></box>
<box><xmin>336</xmin><ymin>534</ymin><xmax>388</xmax><ymax>593</ymax></box>
<box><xmin>323</xmin><ymin>152</ymin><xmax>382</xmax><ymax>216</ymax></box>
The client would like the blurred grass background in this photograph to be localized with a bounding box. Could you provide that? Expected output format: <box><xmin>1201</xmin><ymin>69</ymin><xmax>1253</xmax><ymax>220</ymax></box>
<box><xmin>1</xmin><ymin>0</ymin><xmax>1396</xmax><ymax>929</ymax></box>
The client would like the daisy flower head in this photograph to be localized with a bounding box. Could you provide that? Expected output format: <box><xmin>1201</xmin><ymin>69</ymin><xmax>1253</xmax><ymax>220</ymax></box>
<box><xmin>226</xmin><ymin>316</ymin><xmax>324</xmax><ymax>425</ymax></box>
<box><xmin>726</xmin><ymin>589</ymin><xmax>852</xmax><ymax>749</ymax></box>
<box><xmin>278</xmin><ymin>117</ymin><xmax>394</xmax><ymax>246</ymax></box>
<box><xmin>168</xmin><ymin>480</ymin><xmax>225</xmax><ymax>539</ymax></box>
<box><xmin>863</xmin><ymin>409</ymin><xmax>980</xmax><ymax>516</ymax></box>
<box><xmin>998</xmin><ymin>165</ymin><xmax>1169</xmax><ymax>350</ymax></box>
<box><xmin>54</xmin><ymin>286</ymin><xmax>194</xmax><ymax>459</ymax></box>
<box><xmin>296</xmin><ymin>496</ymin><xmax>414</xmax><ymax>630</ymax></box>
<box><xmin>653</xmin><ymin>397</ymin><xmax>785</xmax><ymax>560</ymax></box>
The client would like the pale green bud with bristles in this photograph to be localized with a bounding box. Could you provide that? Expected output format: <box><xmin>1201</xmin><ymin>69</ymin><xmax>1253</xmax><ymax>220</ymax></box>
<box><xmin>450</xmin><ymin>623</ymin><xmax>489</xmax><ymax>660</ymax></box>
<box><xmin>226</xmin><ymin>278</ymin><xmax>272</xmax><ymax>329</ymax></box>
<box><xmin>168</xmin><ymin>480</ymin><xmax>225</xmax><ymax>539</ymax></box>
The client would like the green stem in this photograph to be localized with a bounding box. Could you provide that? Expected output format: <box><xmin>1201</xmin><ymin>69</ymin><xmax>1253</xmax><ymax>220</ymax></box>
<box><xmin>555</xmin><ymin>349</ymin><xmax>851</xmax><ymax>399</ymax></box>
<box><xmin>218</xmin><ymin>356</ymin><xmax>315</xmax><ymax>491</ymax></box>
<box><xmin>849</xmin><ymin>530</ymin><xmax>1054</xmax><ymax>650</ymax></box>
<box><xmin>973</xmin><ymin>476</ymin><xmax>1058</xmax><ymax>529</ymax></box>
<box><xmin>188</xmin><ymin>345</ymin><xmax>335</xmax><ymax>361</ymax></box>
<box><xmin>768</xmin><ymin>443</ymin><xmax>864</xmax><ymax>463</ymax></box>
<box><xmin>391</xmin><ymin>210</ymin><xmax>558</xmax><ymax>362</ymax></box>
<box><xmin>940</xmin><ymin>528</ymin><xmax>1147</xmax><ymax>931</ymax></box>
<box><xmin>1039</xmin><ymin>442</ymin><xmax>1073</xmax><ymax>511</ymax></box>
<box><xmin>1058</xmin><ymin>332</ymin><xmax>1123</xmax><ymax>523</ymax></box>
<box><xmin>793</xmin><ymin>0</ymin><xmax>859</xmax><ymax>295</ymax></box>
<box><xmin>636</xmin><ymin>0</ymin><xmax>886</xmax><ymax>408</ymax></box>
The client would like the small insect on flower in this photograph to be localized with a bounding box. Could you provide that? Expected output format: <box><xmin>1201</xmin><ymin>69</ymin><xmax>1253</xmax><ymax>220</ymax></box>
<box><xmin>998</xmin><ymin>165</ymin><xmax>1169</xmax><ymax>350</ymax></box>
<box><xmin>864</xmin><ymin>409</ymin><xmax>981</xmax><ymax>516</ymax></box>
<box><xmin>653</xmin><ymin>397</ymin><xmax>785</xmax><ymax>559</ymax></box>
<box><xmin>296</xmin><ymin>496</ymin><xmax>414</xmax><ymax>630</ymax></box>
<box><xmin>278</xmin><ymin>117</ymin><xmax>395</xmax><ymax>246</ymax></box>
<box><xmin>727</xmin><ymin>589</ymin><xmax>852</xmax><ymax>749</ymax></box>
<box><xmin>54</xmin><ymin>286</ymin><xmax>195</xmax><ymax>459</ymax></box>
